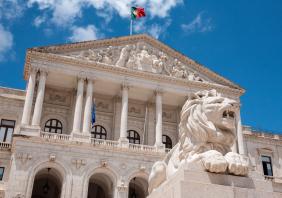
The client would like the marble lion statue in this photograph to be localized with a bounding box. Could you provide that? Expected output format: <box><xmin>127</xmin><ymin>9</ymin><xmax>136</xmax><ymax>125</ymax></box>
<box><xmin>148</xmin><ymin>89</ymin><xmax>249</xmax><ymax>193</ymax></box>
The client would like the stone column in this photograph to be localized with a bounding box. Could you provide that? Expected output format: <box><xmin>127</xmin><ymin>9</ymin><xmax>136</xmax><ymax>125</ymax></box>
<box><xmin>82</xmin><ymin>79</ymin><xmax>93</xmax><ymax>134</ymax></box>
<box><xmin>31</xmin><ymin>69</ymin><xmax>47</xmax><ymax>127</ymax></box>
<box><xmin>21</xmin><ymin>68</ymin><xmax>37</xmax><ymax>126</ymax></box>
<box><xmin>119</xmin><ymin>84</ymin><xmax>129</xmax><ymax>144</ymax></box>
<box><xmin>115</xmin><ymin>185</ymin><xmax>128</xmax><ymax>198</ymax></box>
<box><xmin>236</xmin><ymin>110</ymin><xmax>245</xmax><ymax>155</ymax></box>
<box><xmin>155</xmin><ymin>90</ymin><xmax>164</xmax><ymax>148</ymax></box>
<box><xmin>72</xmin><ymin>77</ymin><xmax>85</xmax><ymax>133</ymax></box>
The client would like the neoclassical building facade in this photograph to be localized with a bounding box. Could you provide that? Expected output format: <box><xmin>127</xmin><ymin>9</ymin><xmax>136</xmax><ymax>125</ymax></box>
<box><xmin>0</xmin><ymin>34</ymin><xmax>281</xmax><ymax>198</ymax></box>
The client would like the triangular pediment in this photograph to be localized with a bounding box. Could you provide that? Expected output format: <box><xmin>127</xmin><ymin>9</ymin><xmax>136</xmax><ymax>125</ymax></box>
<box><xmin>26</xmin><ymin>34</ymin><xmax>244</xmax><ymax>92</ymax></box>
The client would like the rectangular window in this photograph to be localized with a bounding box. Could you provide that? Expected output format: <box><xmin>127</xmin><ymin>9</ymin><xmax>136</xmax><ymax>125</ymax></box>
<box><xmin>0</xmin><ymin>119</ymin><xmax>16</xmax><ymax>143</ymax></box>
<box><xmin>0</xmin><ymin>167</ymin><xmax>4</xmax><ymax>180</ymax></box>
<box><xmin>261</xmin><ymin>155</ymin><xmax>273</xmax><ymax>176</ymax></box>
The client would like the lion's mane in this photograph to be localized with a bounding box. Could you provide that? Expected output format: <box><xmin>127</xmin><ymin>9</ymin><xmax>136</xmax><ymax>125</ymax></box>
<box><xmin>178</xmin><ymin>90</ymin><xmax>236</xmax><ymax>161</ymax></box>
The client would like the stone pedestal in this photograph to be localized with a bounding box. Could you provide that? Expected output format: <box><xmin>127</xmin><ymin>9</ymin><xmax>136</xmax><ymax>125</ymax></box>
<box><xmin>148</xmin><ymin>166</ymin><xmax>282</xmax><ymax>198</ymax></box>
<box><xmin>19</xmin><ymin>125</ymin><xmax>41</xmax><ymax>137</ymax></box>
<box><xmin>71</xmin><ymin>132</ymin><xmax>91</xmax><ymax>143</ymax></box>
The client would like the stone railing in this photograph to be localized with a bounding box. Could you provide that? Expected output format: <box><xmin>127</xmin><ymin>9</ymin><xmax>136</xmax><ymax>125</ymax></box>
<box><xmin>90</xmin><ymin>138</ymin><xmax>119</xmax><ymax>149</ymax></box>
<box><xmin>243</xmin><ymin>126</ymin><xmax>282</xmax><ymax>141</ymax></box>
<box><xmin>0</xmin><ymin>142</ymin><xmax>11</xmax><ymax>150</ymax></box>
<box><xmin>129</xmin><ymin>143</ymin><xmax>157</xmax><ymax>153</ymax></box>
<box><xmin>38</xmin><ymin>132</ymin><xmax>166</xmax><ymax>154</ymax></box>
<box><xmin>40</xmin><ymin>131</ymin><xmax>71</xmax><ymax>141</ymax></box>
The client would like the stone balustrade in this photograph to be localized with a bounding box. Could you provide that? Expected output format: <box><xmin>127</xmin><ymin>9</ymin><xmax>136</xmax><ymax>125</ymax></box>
<box><xmin>90</xmin><ymin>138</ymin><xmax>119</xmax><ymax>149</ymax></box>
<box><xmin>38</xmin><ymin>131</ymin><xmax>166</xmax><ymax>154</ymax></box>
<box><xmin>0</xmin><ymin>142</ymin><xmax>11</xmax><ymax>150</ymax></box>
<box><xmin>129</xmin><ymin>143</ymin><xmax>157</xmax><ymax>153</ymax></box>
<box><xmin>40</xmin><ymin>131</ymin><xmax>71</xmax><ymax>141</ymax></box>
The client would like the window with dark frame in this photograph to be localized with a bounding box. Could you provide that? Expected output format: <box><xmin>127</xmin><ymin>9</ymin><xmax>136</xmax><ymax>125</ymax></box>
<box><xmin>44</xmin><ymin>119</ymin><xmax>63</xmax><ymax>134</ymax></box>
<box><xmin>261</xmin><ymin>155</ymin><xmax>273</xmax><ymax>176</ymax></box>
<box><xmin>127</xmin><ymin>130</ymin><xmax>140</xmax><ymax>144</ymax></box>
<box><xmin>0</xmin><ymin>119</ymin><xmax>15</xmax><ymax>143</ymax></box>
<box><xmin>91</xmin><ymin>125</ymin><xmax>107</xmax><ymax>140</ymax></box>
<box><xmin>162</xmin><ymin>135</ymin><xmax>172</xmax><ymax>149</ymax></box>
<box><xmin>0</xmin><ymin>167</ymin><xmax>4</xmax><ymax>181</ymax></box>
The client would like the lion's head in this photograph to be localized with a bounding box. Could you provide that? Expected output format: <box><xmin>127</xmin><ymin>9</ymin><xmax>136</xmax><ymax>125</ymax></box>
<box><xmin>179</xmin><ymin>89</ymin><xmax>239</xmax><ymax>156</ymax></box>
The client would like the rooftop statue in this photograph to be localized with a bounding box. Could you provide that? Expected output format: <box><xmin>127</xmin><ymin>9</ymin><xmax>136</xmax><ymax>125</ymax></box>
<box><xmin>148</xmin><ymin>89</ymin><xmax>249</xmax><ymax>193</ymax></box>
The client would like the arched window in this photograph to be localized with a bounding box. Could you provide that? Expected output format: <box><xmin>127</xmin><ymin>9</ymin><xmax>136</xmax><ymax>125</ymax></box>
<box><xmin>127</xmin><ymin>130</ymin><xmax>140</xmax><ymax>144</ymax></box>
<box><xmin>91</xmin><ymin>125</ymin><xmax>107</xmax><ymax>140</ymax></box>
<box><xmin>162</xmin><ymin>135</ymin><xmax>172</xmax><ymax>149</ymax></box>
<box><xmin>44</xmin><ymin>119</ymin><xmax>63</xmax><ymax>134</ymax></box>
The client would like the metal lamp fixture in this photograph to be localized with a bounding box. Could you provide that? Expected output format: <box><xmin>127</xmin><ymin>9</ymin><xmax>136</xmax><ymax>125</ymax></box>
<box><xmin>43</xmin><ymin>168</ymin><xmax>51</xmax><ymax>194</ymax></box>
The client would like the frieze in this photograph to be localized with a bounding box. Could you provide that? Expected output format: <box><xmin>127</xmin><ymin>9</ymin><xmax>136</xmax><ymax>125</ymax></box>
<box><xmin>65</xmin><ymin>42</ymin><xmax>206</xmax><ymax>83</ymax></box>
<box><xmin>95</xmin><ymin>98</ymin><xmax>113</xmax><ymax>113</ymax></box>
<box><xmin>45</xmin><ymin>87</ymin><xmax>72</xmax><ymax>107</ymax></box>
<box><xmin>26</xmin><ymin>52</ymin><xmax>244</xmax><ymax>97</ymax></box>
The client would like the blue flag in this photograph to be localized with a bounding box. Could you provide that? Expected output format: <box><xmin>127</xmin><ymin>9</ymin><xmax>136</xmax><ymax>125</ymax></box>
<box><xmin>91</xmin><ymin>102</ymin><xmax>96</xmax><ymax>127</ymax></box>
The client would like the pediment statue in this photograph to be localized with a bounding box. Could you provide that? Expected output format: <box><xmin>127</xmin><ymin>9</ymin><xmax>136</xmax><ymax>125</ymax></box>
<box><xmin>70</xmin><ymin>42</ymin><xmax>205</xmax><ymax>82</ymax></box>
<box><xmin>148</xmin><ymin>89</ymin><xmax>249</xmax><ymax>193</ymax></box>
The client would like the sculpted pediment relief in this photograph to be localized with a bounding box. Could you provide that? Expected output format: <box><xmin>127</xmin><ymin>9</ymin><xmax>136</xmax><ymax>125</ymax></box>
<box><xmin>62</xmin><ymin>41</ymin><xmax>206</xmax><ymax>83</ymax></box>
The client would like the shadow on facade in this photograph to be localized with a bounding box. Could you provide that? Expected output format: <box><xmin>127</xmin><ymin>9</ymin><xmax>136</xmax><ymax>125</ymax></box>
<box><xmin>31</xmin><ymin>168</ymin><xmax>62</xmax><ymax>198</ymax></box>
<box><xmin>128</xmin><ymin>177</ymin><xmax>148</xmax><ymax>198</ymax></box>
<box><xmin>88</xmin><ymin>172</ymin><xmax>114</xmax><ymax>198</ymax></box>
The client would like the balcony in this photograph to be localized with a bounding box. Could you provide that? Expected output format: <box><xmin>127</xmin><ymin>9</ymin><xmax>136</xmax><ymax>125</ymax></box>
<box><xmin>39</xmin><ymin>131</ymin><xmax>170</xmax><ymax>154</ymax></box>
<box><xmin>0</xmin><ymin>142</ymin><xmax>11</xmax><ymax>150</ymax></box>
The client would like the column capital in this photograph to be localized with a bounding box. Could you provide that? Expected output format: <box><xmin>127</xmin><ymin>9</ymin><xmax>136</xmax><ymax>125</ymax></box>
<box><xmin>78</xmin><ymin>71</ymin><xmax>87</xmax><ymax>80</ymax></box>
<box><xmin>86</xmin><ymin>76</ymin><xmax>96</xmax><ymax>84</ymax></box>
<box><xmin>121</xmin><ymin>82</ymin><xmax>130</xmax><ymax>90</ymax></box>
<box><xmin>30</xmin><ymin>67</ymin><xmax>39</xmax><ymax>75</ymax></box>
<box><xmin>39</xmin><ymin>67</ymin><xmax>48</xmax><ymax>77</ymax></box>
<box><xmin>154</xmin><ymin>87</ymin><xmax>164</xmax><ymax>96</ymax></box>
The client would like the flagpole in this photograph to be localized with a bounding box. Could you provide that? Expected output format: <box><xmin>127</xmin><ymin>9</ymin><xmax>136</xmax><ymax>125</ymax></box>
<box><xmin>130</xmin><ymin>19</ymin><xmax>133</xmax><ymax>35</ymax></box>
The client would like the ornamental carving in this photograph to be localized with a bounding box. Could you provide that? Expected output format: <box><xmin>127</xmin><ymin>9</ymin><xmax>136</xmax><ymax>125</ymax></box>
<box><xmin>66</xmin><ymin>42</ymin><xmax>205</xmax><ymax>82</ymax></box>
<box><xmin>45</xmin><ymin>88</ymin><xmax>71</xmax><ymax>106</ymax></box>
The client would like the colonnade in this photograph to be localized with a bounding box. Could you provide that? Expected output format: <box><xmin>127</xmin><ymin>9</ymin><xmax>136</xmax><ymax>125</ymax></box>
<box><xmin>20</xmin><ymin>70</ymin><xmax>164</xmax><ymax>147</ymax></box>
<box><xmin>20</xmin><ymin>68</ymin><xmax>245</xmax><ymax>153</ymax></box>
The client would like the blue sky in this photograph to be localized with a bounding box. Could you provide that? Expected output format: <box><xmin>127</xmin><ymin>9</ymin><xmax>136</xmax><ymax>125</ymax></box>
<box><xmin>0</xmin><ymin>0</ymin><xmax>282</xmax><ymax>134</ymax></box>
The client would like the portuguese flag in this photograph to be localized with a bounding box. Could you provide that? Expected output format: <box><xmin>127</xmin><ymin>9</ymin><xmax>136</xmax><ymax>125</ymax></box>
<box><xmin>131</xmin><ymin>7</ymin><xmax>146</xmax><ymax>19</ymax></box>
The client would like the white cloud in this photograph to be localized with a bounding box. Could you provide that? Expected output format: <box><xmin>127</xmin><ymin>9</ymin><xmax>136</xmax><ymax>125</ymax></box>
<box><xmin>33</xmin><ymin>15</ymin><xmax>46</xmax><ymax>27</ymax></box>
<box><xmin>0</xmin><ymin>24</ymin><xmax>13</xmax><ymax>61</ymax></box>
<box><xmin>0</xmin><ymin>0</ymin><xmax>25</xmax><ymax>20</ymax></box>
<box><xmin>68</xmin><ymin>25</ymin><xmax>101</xmax><ymax>42</ymax></box>
<box><xmin>181</xmin><ymin>12</ymin><xmax>214</xmax><ymax>34</ymax></box>
<box><xmin>27</xmin><ymin>0</ymin><xmax>182</xmax><ymax>26</ymax></box>
<box><xmin>133</xmin><ymin>19</ymin><xmax>171</xmax><ymax>39</ymax></box>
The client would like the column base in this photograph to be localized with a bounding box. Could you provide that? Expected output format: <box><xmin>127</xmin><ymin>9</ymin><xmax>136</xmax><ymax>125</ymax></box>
<box><xmin>118</xmin><ymin>138</ymin><xmax>129</xmax><ymax>148</ymax></box>
<box><xmin>71</xmin><ymin>132</ymin><xmax>91</xmax><ymax>143</ymax></box>
<box><xmin>19</xmin><ymin>125</ymin><xmax>41</xmax><ymax>137</ymax></box>
<box><xmin>154</xmin><ymin>143</ymin><xmax>165</xmax><ymax>152</ymax></box>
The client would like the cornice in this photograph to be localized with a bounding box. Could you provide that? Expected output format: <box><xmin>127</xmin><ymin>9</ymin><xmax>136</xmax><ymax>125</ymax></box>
<box><xmin>25</xmin><ymin>51</ymin><xmax>244</xmax><ymax>97</ymax></box>
<box><xmin>24</xmin><ymin>34</ymin><xmax>244</xmax><ymax>93</ymax></box>
<box><xmin>244</xmin><ymin>133</ymin><xmax>282</xmax><ymax>146</ymax></box>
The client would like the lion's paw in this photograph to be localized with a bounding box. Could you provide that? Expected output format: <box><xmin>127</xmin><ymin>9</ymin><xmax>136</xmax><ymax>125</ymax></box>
<box><xmin>224</xmin><ymin>152</ymin><xmax>249</xmax><ymax>176</ymax></box>
<box><xmin>200</xmin><ymin>150</ymin><xmax>228</xmax><ymax>173</ymax></box>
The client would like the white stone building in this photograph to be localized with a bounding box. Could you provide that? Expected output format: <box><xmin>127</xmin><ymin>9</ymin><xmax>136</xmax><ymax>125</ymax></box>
<box><xmin>0</xmin><ymin>34</ymin><xmax>281</xmax><ymax>198</ymax></box>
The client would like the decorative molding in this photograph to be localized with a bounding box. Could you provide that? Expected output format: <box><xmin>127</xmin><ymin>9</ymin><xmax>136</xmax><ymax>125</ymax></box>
<box><xmin>49</xmin><ymin>153</ymin><xmax>56</xmax><ymax>161</ymax></box>
<box><xmin>23</xmin><ymin>34</ymin><xmax>244</xmax><ymax>96</ymax></box>
<box><xmin>16</xmin><ymin>152</ymin><xmax>32</xmax><ymax>164</ymax></box>
<box><xmin>24</xmin><ymin>34</ymin><xmax>243</xmax><ymax>92</ymax></box>
<box><xmin>72</xmin><ymin>159</ymin><xmax>86</xmax><ymax>169</ymax></box>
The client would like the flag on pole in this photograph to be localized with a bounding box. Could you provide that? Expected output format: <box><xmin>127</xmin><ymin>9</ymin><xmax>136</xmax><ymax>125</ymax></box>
<box><xmin>131</xmin><ymin>7</ymin><xmax>146</xmax><ymax>19</ymax></box>
<box><xmin>91</xmin><ymin>100</ymin><xmax>96</xmax><ymax>127</ymax></box>
<box><xmin>130</xmin><ymin>6</ymin><xmax>146</xmax><ymax>35</ymax></box>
